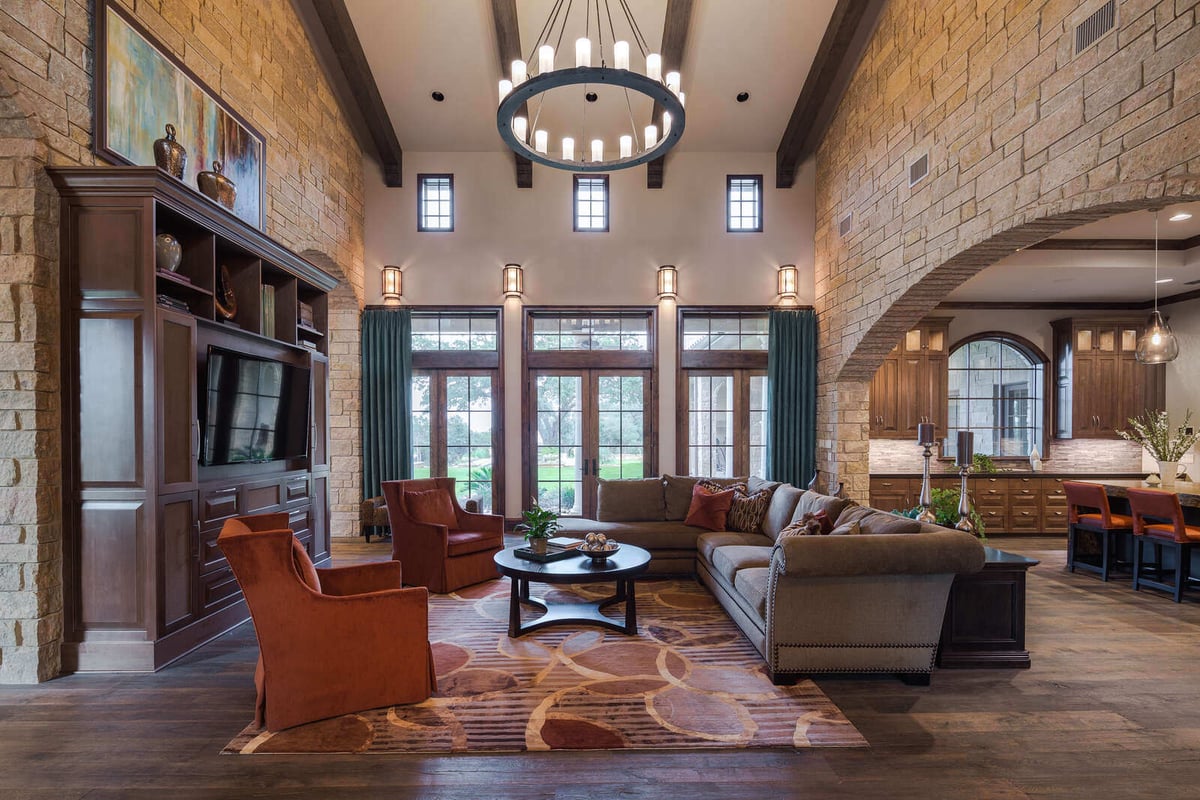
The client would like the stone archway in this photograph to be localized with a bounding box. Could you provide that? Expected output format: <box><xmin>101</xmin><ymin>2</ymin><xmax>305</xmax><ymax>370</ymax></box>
<box><xmin>0</xmin><ymin>72</ymin><xmax>64</xmax><ymax>683</ymax></box>
<box><xmin>818</xmin><ymin>180</ymin><xmax>1200</xmax><ymax>501</ymax></box>
<box><xmin>299</xmin><ymin>249</ymin><xmax>363</xmax><ymax>540</ymax></box>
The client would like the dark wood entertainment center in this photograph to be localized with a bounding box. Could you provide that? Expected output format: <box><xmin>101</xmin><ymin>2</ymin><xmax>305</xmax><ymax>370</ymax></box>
<box><xmin>49</xmin><ymin>167</ymin><xmax>337</xmax><ymax>673</ymax></box>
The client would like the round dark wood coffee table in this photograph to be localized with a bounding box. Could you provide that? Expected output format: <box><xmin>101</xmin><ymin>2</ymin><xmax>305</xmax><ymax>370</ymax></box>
<box><xmin>493</xmin><ymin>544</ymin><xmax>652</xmax><ymax>637</ymax></box>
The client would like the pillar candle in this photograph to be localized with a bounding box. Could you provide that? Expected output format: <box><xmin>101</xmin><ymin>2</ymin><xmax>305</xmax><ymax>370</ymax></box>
<box><xmin>917</xmin><ymin>422</ymin><xmax>935</xmax><ymax>446</ymax></box>
<box><xmin>955</xmin><ymin>431</ymin><xmax>974</xmax><ymax>467</ymax></box>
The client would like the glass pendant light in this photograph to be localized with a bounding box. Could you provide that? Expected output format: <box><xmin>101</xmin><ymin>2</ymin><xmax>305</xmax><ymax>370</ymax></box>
<box><xmin>1135</xmin><ymin>212</ymin><xmax>1180</xmax><ymax>364</ymax></box>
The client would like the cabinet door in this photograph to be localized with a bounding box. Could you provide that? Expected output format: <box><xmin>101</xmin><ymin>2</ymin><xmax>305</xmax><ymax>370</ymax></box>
<box><xmin>311</xmin><ymin>474</ymin><xmax>330</xmax><ymax>563</ymax></box>
<box><xmin>870</xmin><ymin>356</ymin><xmax>900</xmax><ymax>436</ymax></box>
<box><xmin>1072</xmin><ymin>356</ymin><xmax>1102</xmax><ymax>437</ymax></box>
<box><xmin>897</xmin><ymin>355</ymin><xmax>923</xmax><ymax>437</ymax></box>
<box><xmin>1089</xmin><ymin>355</ymin><xmax>1120</xmax><ymax>435</ymax></box>
<box><xmin>870</xmin><ymin>478</ymin><xmax>913</xmax><ymax>512</ymax></box>
<box><xmin>310</xmin><ymin>354</ymin><xmax>329</xmax><ymax>468</ymax></box>
<box><xmin>923</xmin><ymin>353</ymin><xmax>948</xmax><ymax>435</ymax></box>
<box><xmin>156</xmin><ymin>310</ymin><xmax>198</xmax><ymax>493</ymax></box>
<box><xmin>158</xmin><ymin>492</ymin><xmax>198</xmax><ymax>634</ymax></box>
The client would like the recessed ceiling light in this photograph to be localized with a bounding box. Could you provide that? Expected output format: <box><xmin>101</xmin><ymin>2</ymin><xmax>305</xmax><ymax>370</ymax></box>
<box><xmin>585</xmin><ymin>92</ymin><xmax>598</xmax><ymax>102</ymax></box>
<box><xmin>1169</xmin><ymin>212</ymin><xmax>1193</xmax><ymax>222</ymax></box>
<box><xmin>431</xmin><ymin>91</ymin><xmax>445</xmax><ymax>102</ymax></box>
<box><xmin>736</xmin><ymin>92</ymin><xmax>750</xmax><ymax>103</ymax></box>
<box><xmin>1156</xmin><ymin>278</ymin><xmax>1174</xmax><ymax>284</ymax></box>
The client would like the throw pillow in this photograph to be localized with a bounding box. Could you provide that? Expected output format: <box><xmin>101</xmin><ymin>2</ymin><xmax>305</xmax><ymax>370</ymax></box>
<box><xmin>828</xmin><ymin>520</ymin><xmax>862</xmax><ymax>536</ymax></box>
<box><xmin>405</xmin><ymin>488</ymin><xmax>458</xmax><ymax>529</ymax></box>
<box><xmin>697</xmin><ymin>478</ymin><xmax>747</xmax><ymax>496</ymax></box>
<box><xmin>727</xmin><ymin>488</ymin><xmax>772</xmax><ymax>533</ymax></box>
<box><xmin>684</xmin><ymin>482</ymin><xmax>736</xmax><ymax>531</ymax></box>
<box><xmin>778</xmin><ymin>518</ymin><xmax>821</xmax><ymax>538</ymax></box>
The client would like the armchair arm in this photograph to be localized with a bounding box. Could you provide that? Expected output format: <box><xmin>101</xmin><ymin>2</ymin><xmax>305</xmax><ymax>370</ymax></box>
<box><xmin>317</xmin><ymin>560</ymin><xmax>403</xmax><ymax>596</ymax></box>
<box><xmin>454</xmin><ymin>509</ymin><xmax>504</xmax><ymax>534</ymax></box>
<box><xmin>772</xmin><ymin>530</ymin><xmax>985</xmax><ymax>578</ymax></box>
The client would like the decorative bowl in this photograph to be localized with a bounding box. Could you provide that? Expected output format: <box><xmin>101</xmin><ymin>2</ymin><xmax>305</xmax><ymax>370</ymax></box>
<box><xmin>580</xmin><ymin>542</ymin><xmax>620</xmax><ymax>563</ymax></box>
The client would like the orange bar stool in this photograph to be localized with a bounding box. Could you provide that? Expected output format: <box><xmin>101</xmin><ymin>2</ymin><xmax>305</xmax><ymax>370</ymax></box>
<box><xmin>1126</xmin><ymin>487</ymin><xmax>1200</xmax><ymax>603</ymax></box>
<box><xmin>1063</xmin><ymin>481</ymin><xmax>1134</xmax><ymax>582</ymax></box>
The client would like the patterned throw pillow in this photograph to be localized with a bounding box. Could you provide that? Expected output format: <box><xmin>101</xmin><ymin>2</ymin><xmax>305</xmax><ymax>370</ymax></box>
<box><xmin>685</xmin><ymin>482</ymin><xmax>737</xmax><ymax>531</ymax></box>
<box><xmin>828</xmin><ymin>520</ymin><xmax>862</xmax><ymax>536</ymax></box>
<box><xmin>727</xmin><ymin>488</ymin><xmax>772</xmax><ymax>533</ymax></box>
<box><xmin>697</xmin><ymin>478</ymin><xmax>747</xmax><ymax>495</ymax></box>
<box><xmin>777</xmin><ymin>510</ymin><xmax>834</xmax><ymax>537</ymax></box>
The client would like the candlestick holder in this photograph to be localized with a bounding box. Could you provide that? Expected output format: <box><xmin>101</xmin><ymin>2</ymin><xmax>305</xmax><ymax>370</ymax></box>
<box><xmin>954</xmin><ymin>464</ymin><xmax>975</xmax><ymax>534</ymax></box>
<box><xmin>917</xmin><ymin>443</ymin><xmax>937</xmax><ymax>524</ymax></box>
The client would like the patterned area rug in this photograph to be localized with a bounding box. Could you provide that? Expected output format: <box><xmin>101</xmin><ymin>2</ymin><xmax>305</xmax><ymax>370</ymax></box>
<box><xmin>223</xmin><ymin>579</ymin><xmax>867</xmax><ymax>754</ymax></box>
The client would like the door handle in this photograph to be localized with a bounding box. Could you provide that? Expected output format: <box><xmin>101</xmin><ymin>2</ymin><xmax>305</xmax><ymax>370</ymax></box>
<box><xmin>193</xmin><ymin>521</ymin><xmax>201</xmax><ymax>561</ymax></box>
<box><xmin>581</xmin><ymin>459</ymin><xmax>588</xmax><ymax>476</ymax></box>
<box><xmin>191</xmin><ymin>420</ymin><xmax>200</xmax><ymax>461</ymax></box>
<box><xmin>592</xmin><ymin>458</ymin><xmax>598</xmax><ymax>475</ymax></box>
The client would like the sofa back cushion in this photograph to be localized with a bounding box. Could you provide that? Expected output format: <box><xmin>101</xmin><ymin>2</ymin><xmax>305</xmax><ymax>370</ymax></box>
<box><xmin>836</xmin><ymin>503</ymin><xmax>923</xmax><ymax>535</ymax></box>
<box><xmin>663</xmin><ymin>475</ymin><xmax>747</xmax><ymax>520</ymax></box>
<box><xmin>405</xmin><ymin>488</ymin><xmax>459</xmax><ymax>529</ymax></box>
<box><xmin>597</xmin><ymin>477</ymin><xmax>666</xmax><ymax>522</ymax></box>
<box><xmin>792</xmin><ymin>491</ymin><xmax>852</xmax><ymax>525</ymax></box>
<box><xmin>762</xmin><ymin>485</ymin><xmax>804</xmax><ymax>541</ymax></box>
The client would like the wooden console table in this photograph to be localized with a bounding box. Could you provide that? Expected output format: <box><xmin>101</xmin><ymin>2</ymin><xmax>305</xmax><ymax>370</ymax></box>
<box><xmin>937</xmin><ymin>547</ymin><xmax>1038</xmax><ymax>669</ymax></box>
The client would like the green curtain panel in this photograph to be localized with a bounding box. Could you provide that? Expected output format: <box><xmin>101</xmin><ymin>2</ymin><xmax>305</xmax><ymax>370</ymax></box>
<box><xmin>361</xmin><ymin>307</ymin><xmax>413</xmax><ymax>499</ymax></box>
<box><xmin>767</xmin><ymin>308</ymin><xmax>817</xmax><ymax>487</ymax></box>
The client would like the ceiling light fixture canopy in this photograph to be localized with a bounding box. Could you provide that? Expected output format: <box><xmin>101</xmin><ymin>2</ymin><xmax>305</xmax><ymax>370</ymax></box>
<box><xmin>496</xmin><ymin>0</ymin><xmax>686</xmax><ymax>172</ymax></box>
<box><xmin>1135</xmin><ymin>212</ymin><xmax>1180</xmax><ymax>364</ymax></box>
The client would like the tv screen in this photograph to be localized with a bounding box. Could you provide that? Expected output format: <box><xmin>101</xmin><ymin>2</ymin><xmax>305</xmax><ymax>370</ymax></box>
<box><xmin>201</xmin><ymin>346</ymin><xmax>311</xmax><ymax>466</ymax></box>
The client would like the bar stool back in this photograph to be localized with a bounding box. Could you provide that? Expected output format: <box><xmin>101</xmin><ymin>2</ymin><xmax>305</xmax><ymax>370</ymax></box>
<box><xmin>1126</xmin><ymin>487</ymin><xmax>1200</xmax><ymax>603</ymax></box>
<box><xmin>1063</xmin><ymin>481</ymin><xmax>1133</xmax><ymax>582</ymax></box>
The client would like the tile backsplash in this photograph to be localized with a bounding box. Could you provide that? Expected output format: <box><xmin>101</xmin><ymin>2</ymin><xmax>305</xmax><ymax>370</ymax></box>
<box><xmin>869</xmin><ymin>437</ymin><xmax>1145</xmax><ymax>475</ymax></box>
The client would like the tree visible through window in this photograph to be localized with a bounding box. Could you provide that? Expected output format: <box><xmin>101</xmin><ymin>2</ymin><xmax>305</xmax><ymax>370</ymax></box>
<box><xmin>947</xmin><ymin>336</ymin><xmax>1045</xmax><ymax>458</ymax></box>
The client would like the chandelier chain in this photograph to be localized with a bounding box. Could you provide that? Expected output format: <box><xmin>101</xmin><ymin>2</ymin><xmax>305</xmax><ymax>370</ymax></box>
<box><xmin>526</xmin><ymin>0</ymin><xmax>566</xmax><ymax>65</ymax></box>
<box><xmin>616</xmin><ymin>0</ymin><xmax>651</xmax><ymax>56</ymax></box>
<box><xmin>1154</xmin><ymin>211</ymin><xmax>1159</xmax><ymax>310</ymax></box>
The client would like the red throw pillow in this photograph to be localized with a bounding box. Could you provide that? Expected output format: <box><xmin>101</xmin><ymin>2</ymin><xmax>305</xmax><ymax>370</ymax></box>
<box><xmin>803</xmin><ymin>510</ymin><xmax>834</xmax><ymax>535</ymax></box>
<box><xmin>685</xmin><ymin>482</ymin><xmax>736</xmax><ymax>531</ymax></box>
<box><xmin>405</xmin><ymin>489</ymin><xmax>458</xmax><ymax>529</ymax></box>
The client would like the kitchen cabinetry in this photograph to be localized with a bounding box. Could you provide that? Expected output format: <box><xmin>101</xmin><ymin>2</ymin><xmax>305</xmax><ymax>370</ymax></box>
<box><xmin>50</xmin><ymin>167</ymin><xmax>337</xmax><ymax>673</ymax></box>
<box><xmin>870</xmin><ymin>317</ymin><xmax>951</xmax><ymax>439</ymax></box>
<box><xmin>1051</xmin><ymin>318</ymin><xmax>1165</xmax><ymax>439</ymax></box>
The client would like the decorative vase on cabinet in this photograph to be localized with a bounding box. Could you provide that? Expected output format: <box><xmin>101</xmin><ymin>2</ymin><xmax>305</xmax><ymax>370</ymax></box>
<box><xmin>1158</xmin><ymin>461</ymin><xmax>1179</xmax><ymax>488</ymax></box>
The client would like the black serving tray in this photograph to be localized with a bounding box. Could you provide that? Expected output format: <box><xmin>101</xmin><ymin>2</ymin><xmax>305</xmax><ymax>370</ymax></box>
<box><xmin>513</xmin><ymin>545</ymin><xmax>579</xmax><ymax>563</ymax></box>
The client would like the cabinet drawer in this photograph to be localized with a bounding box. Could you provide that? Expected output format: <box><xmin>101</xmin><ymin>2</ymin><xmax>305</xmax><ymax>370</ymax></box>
<box><xmin>978</xmin><ymin>508</ymin><xmax>1008</xmax><ymax>529</ymax></box>
<box><xmin>285</xmin><ymin>476</ymin><xmax>310</xmax><ymax>505</ymax></box>
<box><xmin>1009</xmin><ymin>508</ymin><xmax>1040</xmax><ymax>531</ymax></box>
<box><xmin>198</xmin><ymin>525</ymin><xmax>229</xmax><ymax>575</ymax></box>
<box><xmin>199</xmin><ymin>567</ymin><xmax>242</xmax><ymax>615</ymax></box>
<box><xmin>244</xmin><ymin>480</ymin><xmax>283</xmax><ymax>514</ymax></box>
<box><xmin>200</xmin><ymin>486</ymin><xmax>239</xmax><ymax>524</ymax></box>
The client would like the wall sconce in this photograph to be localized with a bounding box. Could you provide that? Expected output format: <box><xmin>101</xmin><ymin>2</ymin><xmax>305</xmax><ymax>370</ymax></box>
<box><xmin>502</xmin><ymin>263</ymin><xmax>524</xmax><ymax>297</ymax></box>
<box><xmin>657</xmin><ymin>265</ymin><xmax>678</xmax><ymax>299</ymax></box>
<box><xmin>381</xmin><ymin>265</ymin><xmax>402</xmax><ymax>301</ymax></box>
<box><xmin>777</xmin><ymin>264</ymin><xmax>798</xmax><ymax>299</ymax></box>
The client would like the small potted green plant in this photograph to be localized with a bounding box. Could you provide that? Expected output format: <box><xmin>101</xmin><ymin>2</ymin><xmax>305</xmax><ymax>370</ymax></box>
<box><xmin>515</xmin><ymin>499</ymin><xmax>561</xmax><ymax>554</ymax></box>
<box><xmin>1118</xmin><ymin>409</ymin><xmax>1200</xmax><ymax>487</ymax></box>
<box><xmin>898</xmin><ymin>487</ymin><xmax>986</xmax><ymax>539</ymax></box>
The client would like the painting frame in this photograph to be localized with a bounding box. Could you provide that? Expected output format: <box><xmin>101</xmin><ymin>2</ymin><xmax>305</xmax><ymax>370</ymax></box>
<box><xmin>95</xmin><ymin>1</ymin><xmax>266</xmax><ymax>229</ymax></box>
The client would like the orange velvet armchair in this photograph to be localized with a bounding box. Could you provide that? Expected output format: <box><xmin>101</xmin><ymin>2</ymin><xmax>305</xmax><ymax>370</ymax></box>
<box><xmin>381</xmin><ymin>478</ymin><xmax>504</xmax><ymax>593</ymax></box>
<box><xmin>219</xmin><ymin>513</ymin><xmax>437</xmax><ymax>732</ymax></box>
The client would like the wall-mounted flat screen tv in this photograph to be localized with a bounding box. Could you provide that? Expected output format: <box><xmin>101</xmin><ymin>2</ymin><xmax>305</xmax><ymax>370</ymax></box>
<box><xmin>201</xmin><ymin>346</ymin><xmax>311</xmax><ymax>466</ymax></box>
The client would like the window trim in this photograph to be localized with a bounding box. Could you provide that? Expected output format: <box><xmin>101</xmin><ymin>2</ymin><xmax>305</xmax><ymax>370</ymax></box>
<box><xmin>573</xmin><ymin>174</ymin><xmax>610</xmax><ymax>233</ymax></box>
<box><xmin>726</xmin><ymin>174</ymin><xmax>763</xmax><ymax>233</ymax></box>
<box><xmin>946</xmin><ymin>331</ymin><xmax>1051</xmax><ymax>461</ymax></box>
<box><xmin>408</xmin><ymin>306</ymin><xmax>502</xmax><ymax>369</ymax></box>
<box><xmin>677</xmin><ymin>368</ymin><xmax>768</xmax><ymax>478</ymax></box>
<box><xmin>417</xmin><ymin>173</ymin><xmax>455</xmax><ymax>232</ymax></box>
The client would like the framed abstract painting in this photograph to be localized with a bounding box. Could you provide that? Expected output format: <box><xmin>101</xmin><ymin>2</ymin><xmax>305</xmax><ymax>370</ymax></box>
<box><xmin>95</xmin><ymin>1</ymin><xmax>265</xmax><ymax>229</ymax></box>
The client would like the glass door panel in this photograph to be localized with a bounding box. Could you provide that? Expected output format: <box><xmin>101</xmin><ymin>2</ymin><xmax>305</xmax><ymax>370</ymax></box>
<box><xmin>411</xmin><ymin>374</ymin><xmax>432</xmax><ymax>478</ymax></box>
<box><xmin>535</xmin><ymin>374</ymin><xmax>583</xmax><ymax>516</ymax></box>
<box><xmin>688</xmin><ymin>374</ymin><xmax>734</xmax><ymax>477</ymax></box>
<box><xmin>411</xmin><ymin>371</ymin><xmax>498</xmax><ymax>513</ymax></box>
<box><xmin>748</xmin><ymin>374</ymin><xmax>768</xmax><ymax>479</ymax></box>
<box><xmin>597</xmin><ymin>374</ymin><xmax>645</xmax><ymax>479</ymax></box>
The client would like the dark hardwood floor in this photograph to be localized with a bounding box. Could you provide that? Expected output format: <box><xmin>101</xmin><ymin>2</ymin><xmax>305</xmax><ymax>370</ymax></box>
<box><xmin>3</xmin><ymin>535</ymin><xmax>1199</xmax><ymax>799</ymax></box>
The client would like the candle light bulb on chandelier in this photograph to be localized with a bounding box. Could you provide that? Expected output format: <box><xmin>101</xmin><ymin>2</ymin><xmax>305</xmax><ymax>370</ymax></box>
<box><xmin>511</xmin><ymin>60</ymin><xmax>527</xmax><ymax>85</ymax></box>
<box><xmin>646</xmin><ymin>53</ymin><xmax>662</xmax><ymax>81</ymax></box>
<box><xmin>619</xmin><ymin>135</ymin><xmax>632</xmax><ymax>158</ymax></box>
<box><xmin>562</xmin><ymin>137</ymin><xmax>574</xmax><ymax>161</ymax></box>
<box><xmin>666</xmin><ymin>71</ymin><xmax>681</xmax><ymax>93</ymax></box>
<box><xmin>538</xmin><ymin>45</ymin><xmax>554</xmax><ymax>73</ymax></box>
<box><xmin>644</xmin><ymin>125</ymin><xmax>658</xmax><ymax>149</ymax></box>
<box><xmin>575</xmin><ymin>38</ymin><xmax>591</xmax><ymax>68</ymax></box>
<box><xmin>614</xmin><ymin>40</ymin><xmax>629</xmax><ymax>70</ymax></box>
<box><xmin>662</xmin><ymin>112</ymin><xmax>672</xmax><ymax>136</ymax></box>
<box><xmin>498</xmin><ymin>79</ymin><xmax>512</xmax><ymax>104</ymax></box>
<box><xmin>534</xmin><ymin>129</ymin><xmax>548</xmax><ymax>153</ymax></box>
<box><xmin>591</xmin><ymin>139</ymin><xmax>603</xmax><ymax>163</ymax></box>
<box><xmin>512</xmin><ymin>116</ymin><xmax>527</xmax><ymax>142</ymax></box>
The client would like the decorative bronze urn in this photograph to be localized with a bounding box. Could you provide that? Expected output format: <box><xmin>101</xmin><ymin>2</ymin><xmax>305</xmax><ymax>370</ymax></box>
<box><xmin>198</xmin><ymin>160</ymin><xmax>237</xmax><ymax>211</ymax></box>
<box><xmin>153</xmin><ymin>123</ymin><xmax>186</xmax><ymax>179</ymax></box>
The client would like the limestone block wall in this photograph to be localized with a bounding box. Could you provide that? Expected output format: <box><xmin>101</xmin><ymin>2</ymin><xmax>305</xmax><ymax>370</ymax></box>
<box><xmin>0</xmin><ymin>0</ymin><xmax>366</xmax><ymax>682</ymax></box>
<box><xmin>814</xmin><ymin>0</ymin><xmax>1200</xmax><ymax>501</ymax></box>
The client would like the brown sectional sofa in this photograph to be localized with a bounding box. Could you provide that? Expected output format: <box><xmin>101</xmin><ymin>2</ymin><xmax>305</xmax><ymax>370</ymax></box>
<box><xmin>557</xmin><ymin>475</ymin><xmax>986</xmax><ymax>683</ymax></box>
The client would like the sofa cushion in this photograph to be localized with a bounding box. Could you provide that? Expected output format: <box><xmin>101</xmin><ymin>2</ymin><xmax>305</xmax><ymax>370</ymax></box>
<box><xmin>664</xmin><ymin>475</ymin><xmax>748</xmax><ymax>520</ymax></box>
<box><xmin>596</xmin><ymin>477</ymin><xmax>666</xmax><ymax>522</ymax></box>
<box><xmin>762</xmin><ymin>485</ymin><xmax>804</xmax><ymax>541</ymax></box>
<box><xmin>829</xmin><ymin>520</ymin><xmax>863</xmax><ymax>536</ymax></box>
<box><xmin>733</xmin><ymin>567</ymin><xmax>771</xmax><ymax>620</ymax></box>
<box><xmin>747</xmin><ymin>477</ymin><xmax>782</xmax><ymax>495</ymax></box>
<box><xmin>696</xmin><ymin>531</ymin><xmax>773</xmax><ymax>562</ymax></box>
<box><xmin>555</xmin><ymin>519</ymin><xmax>709</xmax><ymax>550</ymax></box>
<box><xmin>836</xmin><ymin>504</ymin><xmax>922</xmax><ymax>535</ymax></box>
<box><xmin>711</xmin><ymin>545</ymin><xmax>773</xmax><ymax>584</ymax></box>
<box><xmin>685</xmin><ymin>483</ymin><xmax>736</xmax><ymax>531</ymax></box>
<box><xmin>405</xmin><ymin>488</ymin><xmax>458</xmax><ymax>529</ymax></box>
<box><xmin>727</xmin><ymin>488</ymin><xmax>772</xmax><ymax>533</ymax></box>
<box><xmin>793</xmin><ymin>491</ymin><xmax>852</xmax><ymax>524</ymax></box>
<box><xmin>447</xmin><ymin>530</ymin><xmax>500</xmax><ymax>557</ymax></box>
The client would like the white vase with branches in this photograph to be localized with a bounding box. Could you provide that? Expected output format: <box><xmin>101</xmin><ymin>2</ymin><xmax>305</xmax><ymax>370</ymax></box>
<box><xmin>1117</xmin><ymin>410</ymin><xmax>1200</xmax><ymax>487</ymax></box>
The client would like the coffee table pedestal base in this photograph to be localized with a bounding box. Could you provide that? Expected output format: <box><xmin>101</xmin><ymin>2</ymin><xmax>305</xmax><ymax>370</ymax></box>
<box><xmin>508</xmin><ymin>577</ymin><xmax>638</xmax><ymax>637</ymax></box>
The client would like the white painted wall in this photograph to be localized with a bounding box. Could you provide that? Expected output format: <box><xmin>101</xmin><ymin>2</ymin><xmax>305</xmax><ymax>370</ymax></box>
<box><xmin>364</xmin><ymin>151</ymin><xmax>816</xmax><ymax>514</ymax></box>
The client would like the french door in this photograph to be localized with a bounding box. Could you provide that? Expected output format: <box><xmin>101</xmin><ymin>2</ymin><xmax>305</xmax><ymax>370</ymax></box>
<box><xmin>412</xmin><ymin>370</ymin><xmax>499</xmax><ymax>512</ymax></box>
<box><xmin>529</xmin><ymin>370</ymin><xmax>652</xmax><ymax>518</ymax></box>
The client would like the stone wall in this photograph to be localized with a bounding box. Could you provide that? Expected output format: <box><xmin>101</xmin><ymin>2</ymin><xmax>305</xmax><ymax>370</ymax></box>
<box><xmin>814</xmin><ymin>0</ymin><xmax>1200</xmax><ymax>501</ymax></box>
<box><xmin>0</xmin><ymin>0</ymin><xmax>366</xmax><ymax>682</ymax></box>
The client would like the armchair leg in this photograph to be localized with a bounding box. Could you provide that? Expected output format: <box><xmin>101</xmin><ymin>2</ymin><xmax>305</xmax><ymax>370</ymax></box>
<box><xmin>769</xmin><ymin>670</ymin><xmax>800</xmax><ymax>686</ymax></box>
<box><xmin>1133</xmin><ymin>538</ymin><xmax>1143</xmax><ymax>591</ymax></box>
<box><xmin>1101</xmin><ymin>530</ymin><xmax>1111</xmax><ymax>582</ymax></box>
<box><xmin>1066</xmin><ymin>526</ymin><xmax>1076</xmax><ymax>573</ymax></box>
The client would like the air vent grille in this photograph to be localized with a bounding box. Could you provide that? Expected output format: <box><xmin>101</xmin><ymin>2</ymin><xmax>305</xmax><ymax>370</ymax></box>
<box><xmin>839</xmin><ymin>212</ymin><xmax>853</xmax><ymax>237</ymax></box>
<box><xmin>1075</xmin><ymin>0</ymin><xmax>1116</xmax><ymax>55</ymax></box>
<box><xmin>909</xmin><ymin>153</ymin><xmax>929</xmax><ymax>187</ymax></box>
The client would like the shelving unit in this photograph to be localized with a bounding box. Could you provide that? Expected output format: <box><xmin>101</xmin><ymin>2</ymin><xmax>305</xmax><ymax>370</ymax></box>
<box><xmin>49</xmin><ymin>166</ymin><xmax>338</xmax><ymax>673</ymax></box>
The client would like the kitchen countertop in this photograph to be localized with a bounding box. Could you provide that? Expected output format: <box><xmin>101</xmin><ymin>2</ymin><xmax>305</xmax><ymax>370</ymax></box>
<box><xmin>1097</xmin><ymin>479</ymin><xmax>1200</xmax><ymax>508</ymax></box>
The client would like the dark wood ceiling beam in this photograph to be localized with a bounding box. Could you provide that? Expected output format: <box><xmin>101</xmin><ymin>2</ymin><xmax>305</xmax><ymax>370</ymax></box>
<box><xmin>299</xmin><ymin>0</ymin><xmax>404</xmax><ymax>187</ymax></box>
<box><xmin>491</xmin><ymin>0</ymin><xmax>533</xmax><ymax>188</ymax></box>
<box><xmin>648</xmin><ymin>0</ymin><xmax>693</xmax><ymax>189</ymax></box>
<box><xmin>775</xmin><ymin>0</ymin><xmax>883</xmax><ymax>188</ymax></box>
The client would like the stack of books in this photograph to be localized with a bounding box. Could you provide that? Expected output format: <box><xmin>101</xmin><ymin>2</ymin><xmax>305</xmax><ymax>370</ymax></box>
<box><xmin>261</xmin><ymin>285</ymin><xmax>276</xmax><ymax>338</ymax></box>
